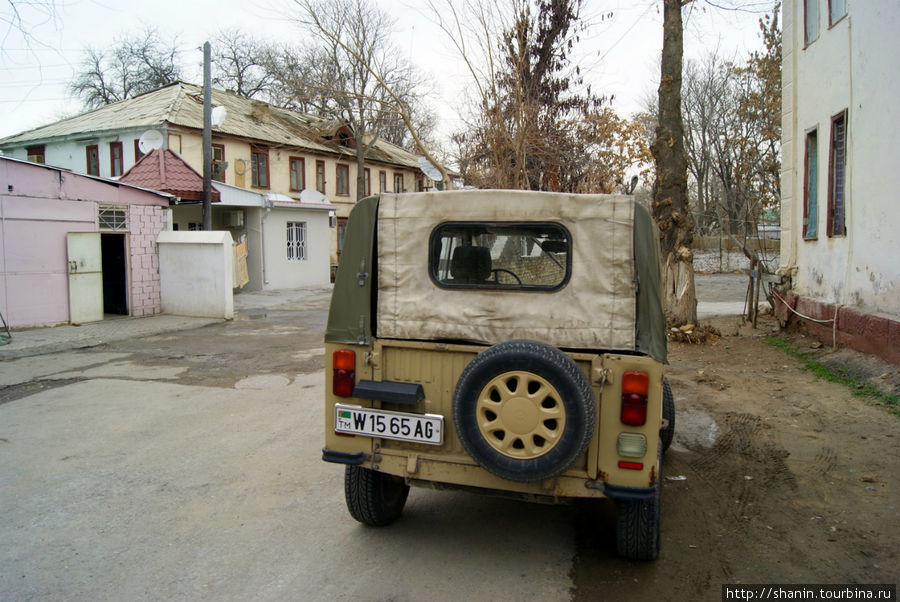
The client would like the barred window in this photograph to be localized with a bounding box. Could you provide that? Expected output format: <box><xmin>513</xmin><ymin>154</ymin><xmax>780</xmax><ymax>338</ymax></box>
<box><xmin>286</xmin><ymin>221</ymin><xmax>307</xmax><ymax>261</ymax></box>
<box><xmin>99</xmin><ymin>205</ymin><xmax>128</xmax><ymax>231</ymax></box>
<box><xmin>828</xmin><ymin>110</ymin><xmax>848</xmax><ymax>237</ymax></box>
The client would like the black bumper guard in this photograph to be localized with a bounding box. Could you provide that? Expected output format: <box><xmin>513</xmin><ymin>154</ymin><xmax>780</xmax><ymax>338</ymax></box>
<box><xmin>322</xmin><ymin>449</ymin><xmax>367</xmax><ymax>465</ymax></box>
<box><xmin>603</xmin><ymin>482</ymin><xmax>657</xmax><ymax>501</ymax></box>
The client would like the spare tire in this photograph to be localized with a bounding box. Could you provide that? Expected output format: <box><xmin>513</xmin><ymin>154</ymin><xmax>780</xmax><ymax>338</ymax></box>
<box><xmin>452</xmin><ymin>340</ymin><xmax>595</xmax><ymax>482</ymax></box>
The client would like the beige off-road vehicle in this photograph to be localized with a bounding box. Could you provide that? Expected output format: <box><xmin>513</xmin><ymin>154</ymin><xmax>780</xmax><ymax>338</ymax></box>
<box><xmin>322</xmin><ymin>190</ymin><xmax>672</xmax><ymax>560</ymax></box>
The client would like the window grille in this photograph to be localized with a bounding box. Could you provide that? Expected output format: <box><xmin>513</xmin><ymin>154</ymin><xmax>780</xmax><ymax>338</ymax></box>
<box><xmin>287</xmin><ymin>222</ymin><xmax>307</xmax><ymax>261</ymax></box>
<box><xmin>99</xmin><ymin>205</ymin><xmax>128</xmax><ymax>231</ymax></box>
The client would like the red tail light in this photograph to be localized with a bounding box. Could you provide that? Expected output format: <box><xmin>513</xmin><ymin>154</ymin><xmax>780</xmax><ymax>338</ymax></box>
<box><xmin>618</xmin><ymin>461</ymin><xmax>644</xmax><ymax>470</ymax></box>
<box><xmin>620</xmin><ymin>371</ymin><xmax>649</xmax><ymax>426</ymax></box>
<box><xmin>333</xmin><ymin>349</ymin><xmax>356</xmax><ymax>398</ymax></box>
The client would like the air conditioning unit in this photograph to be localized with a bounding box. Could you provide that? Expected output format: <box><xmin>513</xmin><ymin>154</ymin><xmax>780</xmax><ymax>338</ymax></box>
<box><xmin>224</xmin><ymin>211</ymin><xmax>244</xmax><ymax>227</ymax></box>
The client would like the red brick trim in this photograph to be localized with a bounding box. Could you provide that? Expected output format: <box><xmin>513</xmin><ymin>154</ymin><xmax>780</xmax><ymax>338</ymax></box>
<box><xmin>773</xmin><ymin>292</ymin><xmax>900</xmax><ymax>365</ymax></box>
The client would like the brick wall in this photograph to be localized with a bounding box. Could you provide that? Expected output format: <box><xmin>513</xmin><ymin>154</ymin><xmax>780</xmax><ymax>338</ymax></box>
<box><xmin>774</xmin><ymin>292</ymin><xmax>900</xmax><ymax>365</ymax></box>
<box><xmin>128</xmin><ymin>205</ymin><xmax>166</xmax><ymax>317</ymax></box>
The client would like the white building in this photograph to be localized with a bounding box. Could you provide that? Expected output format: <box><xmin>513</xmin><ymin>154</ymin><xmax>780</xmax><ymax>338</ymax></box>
<box><xmin>779</xmin><ymin>0</ymin><xmax>899</xmax><ymax>363</ymax></box>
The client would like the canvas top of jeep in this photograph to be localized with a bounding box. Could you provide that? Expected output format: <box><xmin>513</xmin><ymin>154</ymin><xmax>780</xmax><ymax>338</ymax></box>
<box><xmin>326</xmin><ymin>190</ymin><xmax>666</xmax><ymax>360</ymax></box>
<box><xmin>322</xmin><ymin>190</ymin><xmax>671</xmax><ymax>560</ymax></box>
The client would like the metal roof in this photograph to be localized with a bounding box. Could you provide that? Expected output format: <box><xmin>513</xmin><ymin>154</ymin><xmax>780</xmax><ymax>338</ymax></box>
<box><xmin>0</xmin><ymin>155</ymin><xmax>174</xmax><ymax>202</ymax></box>
<box><xmin>0</xmin><ymin>82</ymin><xmax>422</xmax><ymax>169</ymax></box>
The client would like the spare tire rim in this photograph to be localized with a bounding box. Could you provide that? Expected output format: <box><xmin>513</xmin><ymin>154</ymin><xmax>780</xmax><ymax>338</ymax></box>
<box><xmin>476</xmin><ymin>370</ymin><xmax>566</xmax><ymax>459</ymax></box>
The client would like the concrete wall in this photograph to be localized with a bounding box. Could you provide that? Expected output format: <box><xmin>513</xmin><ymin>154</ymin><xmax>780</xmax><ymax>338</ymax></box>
<box><xmin>170</xmin><ymin>204</ymin><xmax>331</xmax><ymax>291</ymax></box>
<box><xmin>781</xmin><ymin>1</ymin><xmax>900</xmax><ymax>318</ymax></box>
<box><xmin>261</xmin><ymin>208</ymin><xmax>332</xmax><ymax>289</ymax></box>
<box><xmin>156</xmin><ymin>231</ymin><xmax>234</xmax><ymax>319</ymax></box>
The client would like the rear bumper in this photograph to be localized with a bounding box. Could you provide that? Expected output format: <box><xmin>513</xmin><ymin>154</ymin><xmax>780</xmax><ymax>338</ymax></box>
<box><xmin>322</xmin><ymin>449</ymin><xmax>367</xmax><ymax>465</ymax></box>
<box><xmin>603</xmin><ymin>482</ymin><xmax>657</xmax><ymax>501</ymax></box>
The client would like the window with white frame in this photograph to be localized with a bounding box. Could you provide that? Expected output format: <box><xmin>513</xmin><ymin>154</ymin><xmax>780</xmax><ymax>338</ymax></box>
<box><xmin>99</xmin><ymin>205</ymin><xmax>128</xmax><ymax>231</ymax></box>
<box><xmin>286</xmin><ymin>221</ymin><xmax>307</xmax><ymax>261</ymax></box>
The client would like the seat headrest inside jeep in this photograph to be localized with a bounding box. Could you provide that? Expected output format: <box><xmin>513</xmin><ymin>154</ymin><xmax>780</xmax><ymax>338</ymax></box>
<box><xmin>450</xmin><ymin>246</ymin><xmax>492</xmax><ymax>283</ymax></box>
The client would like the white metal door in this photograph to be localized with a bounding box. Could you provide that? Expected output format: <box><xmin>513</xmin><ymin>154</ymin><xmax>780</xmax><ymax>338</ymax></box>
<box><xmin>67</xmin><ymin>232</ymin><xmax>103</xmax><ymax>323</ymax></box>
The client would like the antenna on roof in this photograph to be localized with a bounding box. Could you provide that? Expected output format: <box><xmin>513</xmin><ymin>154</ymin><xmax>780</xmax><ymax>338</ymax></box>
<box><xmin>138</xmin><ymin>130</ymin><xmax>164</xmax><ymax>154</ymax></box>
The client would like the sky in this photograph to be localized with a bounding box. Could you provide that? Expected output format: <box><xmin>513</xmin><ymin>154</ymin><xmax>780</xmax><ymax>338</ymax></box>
<box><xmin>0</xmin><ymin>0</ymin><xmax>777</xmax><ymax>141</ymax></box>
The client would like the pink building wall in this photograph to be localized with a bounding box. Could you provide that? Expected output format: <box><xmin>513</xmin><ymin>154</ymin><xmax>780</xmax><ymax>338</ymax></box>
<box><xmin>0</xmin><ymin>157</ymin><xmax>170</xmax><ymax>328</ymax></box>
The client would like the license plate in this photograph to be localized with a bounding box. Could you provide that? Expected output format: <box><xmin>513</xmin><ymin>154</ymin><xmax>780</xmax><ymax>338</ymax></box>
<box><xmin>334</xmin><ymin>404</ymin><xmax>443</xmax><ymax>445</ymax></box>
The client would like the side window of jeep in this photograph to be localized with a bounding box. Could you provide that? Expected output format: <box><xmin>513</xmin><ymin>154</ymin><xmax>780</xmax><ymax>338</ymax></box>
<box><xmin>429</xmin><ymin>222</ymin><xmax>571</xmax><ymax>290</ymax></box>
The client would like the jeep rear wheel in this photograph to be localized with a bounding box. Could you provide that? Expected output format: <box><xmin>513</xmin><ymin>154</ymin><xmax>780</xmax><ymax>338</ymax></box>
<box><xmin>615</xmin><ymin>481</ymin><xmax>661</xmax><ymax>560</ymax></box>
<box><xmin>660</xmin><ymin>379</ymin><xmax>675</xmax><ymax>454</ymax></box>
<box><xmin>453</xmin><ymin>340</ymin><xmax>595</xmax><ymax>483</ymax></box>
<box><xmin>344</xmin><ymin>465</ymin><xmax>409</xmax><ymax>526</ymax></box>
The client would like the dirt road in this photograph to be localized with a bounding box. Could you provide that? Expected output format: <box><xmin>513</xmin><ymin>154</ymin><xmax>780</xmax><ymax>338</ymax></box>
<box><xmin>575</xmin><ymin>312</ymin><xmax>898</xmax><ymax>599</ymax></box>
<box><xmin>1</xmin><ymin>279</ymin><xmax>897</xmax><ymax>600</ymax></box>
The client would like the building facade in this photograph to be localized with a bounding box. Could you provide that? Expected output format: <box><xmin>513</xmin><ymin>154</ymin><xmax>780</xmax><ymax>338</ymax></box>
<box><xmin>0</xmin><ymin>82</ymin><xmax>431</xmax><ymax>268</ymax></box>
<box><xmin>779</xmin><ymin>0</ymin><xmax>900</xmax><ymax>362</ymax></box>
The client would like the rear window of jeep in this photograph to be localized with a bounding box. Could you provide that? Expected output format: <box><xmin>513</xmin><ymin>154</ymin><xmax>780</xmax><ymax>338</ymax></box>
<box><xmin>429</xmin><ymin>222</ymin><xmax>571</xmax><ymax>290</ymax></box>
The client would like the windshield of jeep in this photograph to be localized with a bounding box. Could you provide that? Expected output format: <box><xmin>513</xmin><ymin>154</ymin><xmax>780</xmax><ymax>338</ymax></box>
<box><xmin>429</xmin><ymin>222</ymin><xmax>571</xmax><ymax>290</ymax></box>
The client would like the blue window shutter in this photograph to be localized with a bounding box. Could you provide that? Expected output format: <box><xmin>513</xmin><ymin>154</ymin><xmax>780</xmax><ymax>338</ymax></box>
<box><xmin>806</xmin><ymin>132</ymin><xmax>818</xmax><ymax>239</ymax></box>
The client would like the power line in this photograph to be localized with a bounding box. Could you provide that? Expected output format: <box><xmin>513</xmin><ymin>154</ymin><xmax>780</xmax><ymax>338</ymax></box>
<box><xmin>0</xmin><ymin>98</ymin><xmax>73</xmax><ymax>103</ymax></box>
<box><xmin>0</xmin><ymin>79</ymin><xmax>71</xmax><ymax>88</ymax></box>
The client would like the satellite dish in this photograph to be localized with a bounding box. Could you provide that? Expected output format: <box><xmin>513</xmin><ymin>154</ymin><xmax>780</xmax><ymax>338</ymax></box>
<box><xmin>418</xmin><ymin>156</ymin><xmax>443</xmax><ymax>181</ymax></box>
<box><xmin>138</xmin><ymin>130</ymin><xmax>164</xmax><ymax>154</ymax></box>
<box><xmin>211</xmin><ymin>105</ymin><xmax>227</xmax><ymax>127</ymax></box>
<box><xmin>299</xmin><ymin>188</ymin><xmax>328</xmax><ymax>204</ymax></box>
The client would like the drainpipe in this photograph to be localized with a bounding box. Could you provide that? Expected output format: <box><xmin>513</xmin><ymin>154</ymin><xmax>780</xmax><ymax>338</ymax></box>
<box><xmin>261</xmin><ymin>199</ymin><xmax>272</xmax><ymax>286</ymax></box>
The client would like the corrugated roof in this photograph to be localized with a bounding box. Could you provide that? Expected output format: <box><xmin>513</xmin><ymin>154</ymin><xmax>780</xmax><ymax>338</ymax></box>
<box><xmin>0</xmin><ymin>85</ymin><xmax>182</xmax><ymax>144</ymax></box>
<box><xmin>0</xmin><ymin>82</ymin><xmax>422</xmax><ymax>169</ymax></box>
<box><xmin>119</xmin><ymin>148</ymin><xmax>220</xmax><ymax>202</ymax></box>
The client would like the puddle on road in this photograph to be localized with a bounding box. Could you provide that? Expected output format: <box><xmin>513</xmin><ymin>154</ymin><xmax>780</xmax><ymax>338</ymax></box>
<box><xmin>236</xmin><ymin>313</ymin><xmax>268</xmax><ymax>321</ymax></box>
<box><xmin>672</xmin><ymin>408</ymin><xmax>721</xmax><ymax>451</ymax></box>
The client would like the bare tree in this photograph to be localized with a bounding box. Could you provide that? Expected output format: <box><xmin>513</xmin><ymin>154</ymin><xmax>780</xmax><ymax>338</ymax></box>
<box><xmin>651</xmin><ymin>0</ymin><xmax>696</xmax><ymax>326</ymax></box>
<box><xmin>211</xmin><ymin>28</ymin><xmax>278</xmax><ymax>99</ymax></box>
<box><xmin>682</xmin><ymin>53</ymin><xmax>730</xmax><ymax>234</ymax></box>
<box><xmin>256</xmin><ymin>43</ymin><xmax>320</xmax><ymax>113</ymax></box>
<box><xmin>69</xmin><ymin>27</ymin><xmax>182</xmax><ymax>108</ymax></box>
<box><xmin>377</xmin><ymin>81</ymin><xmax>440</xmax><ymax>152</ymax></box>
<box><xmin>678</xmin><ymin>4</ymin><xmax>780</xmax><ymax>243</ymax></box>
<box><xmin>290</xmin><ymin>0</ymin><xmax>449</xmax><ymax>194</ymax></box>
<box><xmin>431</xmin><ymin>0</ymin><xmax>606</xmax><ymax>191</ymax></box>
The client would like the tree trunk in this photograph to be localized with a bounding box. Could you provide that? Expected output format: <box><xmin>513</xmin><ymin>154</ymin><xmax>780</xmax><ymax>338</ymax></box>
<box><xmin>650</xmin><ymin>0</ymin><xmax>697</xmax><ymax>326</ymax></box>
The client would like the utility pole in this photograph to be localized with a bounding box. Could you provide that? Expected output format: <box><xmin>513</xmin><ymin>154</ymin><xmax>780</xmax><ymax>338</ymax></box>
<box><xmin>202</xmin><ymin>41</ymin><xmax>212</xmax><ymax>231</ymax></box>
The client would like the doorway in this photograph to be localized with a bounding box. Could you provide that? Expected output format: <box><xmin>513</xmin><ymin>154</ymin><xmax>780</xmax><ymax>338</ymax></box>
<box><xmin>101</xmin><ymin>233</ymin><xmax>128</xmax><ymax>315</ymax></box>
